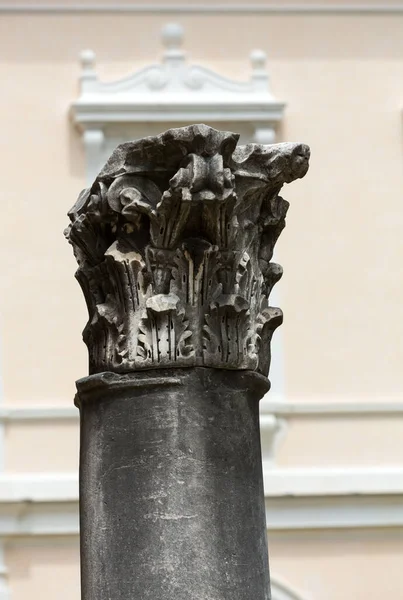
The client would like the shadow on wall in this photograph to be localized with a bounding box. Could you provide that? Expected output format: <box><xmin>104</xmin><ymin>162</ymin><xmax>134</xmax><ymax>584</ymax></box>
<box><xmin>271</xmin><ymin>577</ymin><xmax>307</xmax><ymax>600</ymax></box>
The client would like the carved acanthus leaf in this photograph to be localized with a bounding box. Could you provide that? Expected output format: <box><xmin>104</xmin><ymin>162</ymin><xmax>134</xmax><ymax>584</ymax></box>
<box><xmin>66</xmin><ymin>124</ymin><xmax>309</xmax><ymax>376</ymax></box>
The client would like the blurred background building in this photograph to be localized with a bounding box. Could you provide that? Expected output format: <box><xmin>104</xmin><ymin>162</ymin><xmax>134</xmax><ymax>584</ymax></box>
<box><xmin>1</xmin><ymin>1</ymin><xmax>403</xmax><ymax>598</ymax></box>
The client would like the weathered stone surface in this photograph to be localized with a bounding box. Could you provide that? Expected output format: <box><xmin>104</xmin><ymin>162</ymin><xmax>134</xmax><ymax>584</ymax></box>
<box><xmin>67</xmin><ymin>125</ymin><xmax>310</xmax><ymax>600</ymax></box>
<box><xmin>66</xmin><ymin>124</ymin><xmax>309</xmax><ymax>377</ymax></box>
<box><xmin>76</xmin><ymin>368</ymin><xmax>271</xmax><ymax>600</ymax></box>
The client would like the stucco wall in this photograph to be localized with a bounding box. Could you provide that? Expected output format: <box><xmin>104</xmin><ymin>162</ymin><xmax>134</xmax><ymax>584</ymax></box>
<box><xmin>0</xmin><ymin>2</ymin><xmax>402</xmax><ymax>599</ymax></box>
<box><xmin>1</xmin><ymin>10</ymin><xmax>403</xmax><ymax>405</ymax></box>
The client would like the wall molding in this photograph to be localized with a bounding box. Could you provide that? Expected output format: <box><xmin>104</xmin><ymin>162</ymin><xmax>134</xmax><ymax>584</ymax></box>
<box><xmin>0</xmin><ymin>468</ymin><xmax>402</xmax><ymax>536</ymax></box>
<box><xmin>3</xmin><ymin>399</ymin><xmax>403</xmax><ymax>422</ymax></box>
<box><xmin>2</xmin><ymin>467</ymin><xmax>402</xmax><ymax>501</ymax></box>
<box><xmin>1</xmin><ymin>4</ymin><xmax>403</xmax><ymax>15</ymax></box>
<box><xmin>2</xmin><ymin>494</ymin><xmax>402</xmax><ymax>536</ymax></box>
<box><xmin>261</xmin><ymin>398</ymin><xmax>403</xmax><ymax>416</ymax></box>
<box><xmin>0</xmin><ymin>474</ymin><xmax>78</xmax><ymax>503</ymax></box>
<box><xmin>262</xmin><ymin>466</ymin><xmax>403</xmax><ymax>496</ymax></box>
<box><xmin>265</xmin><ymin>494</ymin><xmax>403</xmax><ymax>530</ymax></box>
<box><xmin>0</xmin><ymin>406</ymin><xmax>79</xmax><ymax>422</ymax></box>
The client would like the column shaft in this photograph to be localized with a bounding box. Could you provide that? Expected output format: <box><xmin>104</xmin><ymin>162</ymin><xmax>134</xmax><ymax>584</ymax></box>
<box><xmin>77</xmin><ymin>369</ymin><xmax>270</xmax><ymax>600</ymax></box>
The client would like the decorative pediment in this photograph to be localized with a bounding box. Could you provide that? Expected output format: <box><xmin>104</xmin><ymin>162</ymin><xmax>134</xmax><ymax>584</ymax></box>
<box><xmin>71</xmin><ymin>24</ymin><xmax>286</xmax><ymax>182</ymax></box>
<box><xmin>72</xmin><ymin>23</ymin><xmax>284</xmax><ymax>127</ymax></box>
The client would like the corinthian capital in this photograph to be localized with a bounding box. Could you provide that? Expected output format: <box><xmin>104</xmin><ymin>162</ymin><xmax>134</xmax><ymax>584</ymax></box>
<box><xmin>66</xmin><ymin>124</ymin><xmax>309</xmax><ymax>376</ymax></box>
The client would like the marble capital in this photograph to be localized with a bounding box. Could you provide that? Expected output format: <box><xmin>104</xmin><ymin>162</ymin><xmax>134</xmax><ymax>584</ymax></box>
<box><xmin>66</xmin><ymin>124</ymin><xmax>309</xmax><ymax>376</ymax></box>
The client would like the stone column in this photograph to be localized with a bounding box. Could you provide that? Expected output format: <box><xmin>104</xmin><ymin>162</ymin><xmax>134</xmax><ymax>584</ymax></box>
<box><xmin>65</xmin><ymin>124</ymin><xmax>309</xmax><ymax>600</ymax></box>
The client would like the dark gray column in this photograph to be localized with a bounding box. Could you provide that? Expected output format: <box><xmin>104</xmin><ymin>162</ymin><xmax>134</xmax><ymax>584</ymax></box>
<box><xmin>76</xmin><ymin>369</ymin><xmax>270</xmax><ymax>600</ymax></box>
<box><xmin>65</xmin><ymin>124</ymin><xmax>310</xmax><ymax>600</ymax></box>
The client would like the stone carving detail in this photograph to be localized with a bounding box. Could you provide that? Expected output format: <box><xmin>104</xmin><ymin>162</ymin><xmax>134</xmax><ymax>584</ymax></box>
<box><xmin>66</xmin><ymin>124</ymin><xmax>309</xmax><ymax>376</ymax></box>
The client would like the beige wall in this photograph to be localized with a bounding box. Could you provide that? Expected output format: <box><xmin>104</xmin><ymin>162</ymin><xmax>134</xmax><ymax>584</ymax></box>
<box><xmin>276</xmin><ymin>415</ymin><xmax>403</xmax><ymax>468</ymax></box>
<box><xmin>0</xmin><ymin>3</ymin><xmax>402</xmax><ymax>599</ymax></box>
<box><xmin>6</xmin><ymin>539</ymin><xmax>80</xmax><ymax>600</ymax></box>
<box><xmin>1</xmin><ymin>11</ymin><xmax>403</xmax><ymax>404</ymax></box>
<box><xmin>5</xmin><ymin>529</ymin><xmax>403</xmax><ymax>600</ymax></box>
<box><xmin>1</xmin><ymin>7</ymin><xmax>403</xmax><ymax>460</ymax></box>
<box><xmin>269</xmin><ymin>528</ymin><xmax>403</xmax><ymax>600</ymax></box>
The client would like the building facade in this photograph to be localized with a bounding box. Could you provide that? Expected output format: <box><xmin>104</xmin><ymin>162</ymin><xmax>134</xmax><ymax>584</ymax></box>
<box><xmin>1</xmin><ymin>1</ymin><xmax>403</xmax><ymax>598</ymax></box>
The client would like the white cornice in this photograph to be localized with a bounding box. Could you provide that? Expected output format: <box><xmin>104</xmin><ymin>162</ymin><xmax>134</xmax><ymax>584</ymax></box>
<box><xmin>2</xmin><ymin>399</ymin><xmax>402</xmax><ymax>422</ymax></box>
<box><xmin>0</xmin><ymin>502</ymin><xmax>79</xmax><ymax>537</ymax></box>
<box><xmin>265</xmin><ymin>494</ymin><xmax>403</xmax><ymax>530</ymax></box>
<box><xmin>2</xmin><ymin>494</ymin><xmax>402</xmax><ymax>536</ymax></box>
<box><xmin>261</xmin><ymin>398</ymin><xmax>403</xmax><ymax>416</ymax></box>
<box><xmin>73</xmin><ymin>103</ymin><xmax>286</xmax><ymax>126</ymax></box>
<box><xmin>0</xmin><ymin>406</ymin><xmax>79</xmax><ymax>422</ymax></box>
<box><xmin>262</xmin><ymin>466</ymin><xmax>403</xmax><ymax>497</ymax></box>
<box><xmin>3</xmin><ymin>467</ymin><xmax>403</xmax><ymax>503</ymax></box>
<box><xmin>0</xmin><ymin>468</ymin><xmax>402</xmax><ymax>536</ymax></box>
<box><xmin>1</xmin><ymin>4</ymin><xmax>403</xmax><ymax>15</ymax></box>
<box><xmin>0</xmin><ymin>473</ymin><xmax>78</xmax><ymax>502</ymax></box>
